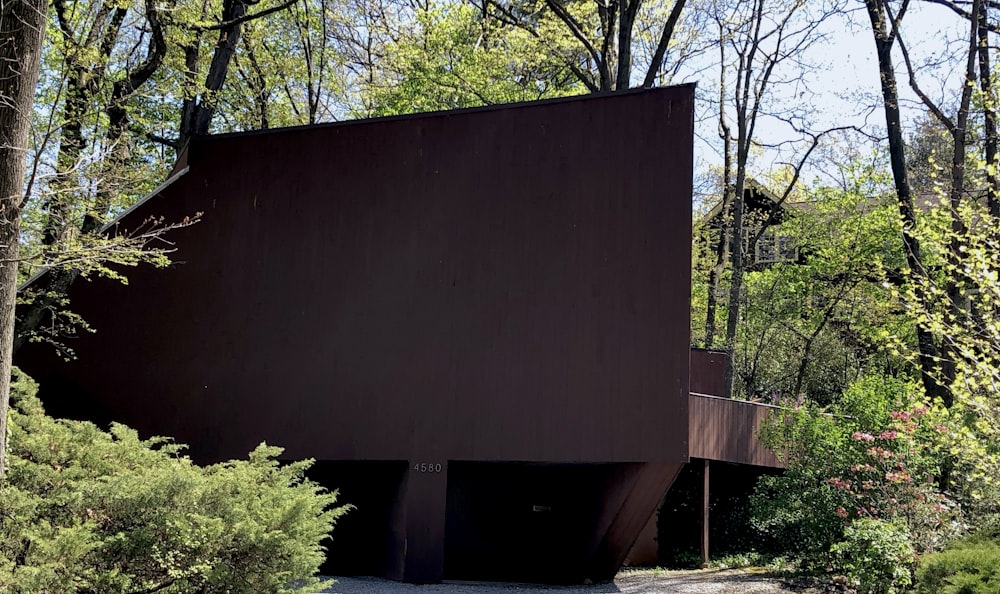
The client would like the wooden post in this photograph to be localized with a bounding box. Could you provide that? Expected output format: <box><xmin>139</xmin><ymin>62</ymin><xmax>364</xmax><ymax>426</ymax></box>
<box><xmin>700</xmin><ymin>459</ymin><xmax>710</xmax><ymax>569</ymax></box>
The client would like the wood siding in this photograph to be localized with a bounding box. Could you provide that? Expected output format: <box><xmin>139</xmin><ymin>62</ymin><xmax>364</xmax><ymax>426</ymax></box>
<box><xmin>16</xmin><ymin>88</ymin><xmax>696</xmax><ymax>583</ymax></box>
<box><xmin>690</xmin><ymin>348</ymin><xmax>729</xmax><ymax>397</ymax></box>
<box><xmin>689</xmin><ymin>394</ymin><xmax>782</xmax><ymax>468</ymax></box>
<box><xmin>20</xmin><ymin>88</ymin><xmax>694</xmax><ymax>466</ymax></box>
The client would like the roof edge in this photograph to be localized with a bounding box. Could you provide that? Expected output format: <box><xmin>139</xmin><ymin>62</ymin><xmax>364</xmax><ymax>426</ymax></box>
<box><xmin>193</xmin><ymin>84</ymin><xmax>698</xmax><ymax>144</ymax></box>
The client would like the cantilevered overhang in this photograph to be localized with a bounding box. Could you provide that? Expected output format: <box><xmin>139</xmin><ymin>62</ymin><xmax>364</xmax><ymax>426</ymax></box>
<box><xmin>689</xmin><ymin>393</ymin><xmax>783</xmax><ymax>468</ymax></box>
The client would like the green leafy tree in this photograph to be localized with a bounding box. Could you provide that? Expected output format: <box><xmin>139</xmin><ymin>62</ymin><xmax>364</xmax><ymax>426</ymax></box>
<box><xmin>698</xmin><ymin>0</ymin><xmax>853</xmax><ymax>399</ymax></box>
<box><xmin>862</xmin><ymin>0</ymin><xmax>1000</xmax><ymax>406</ymax></box>
<box><xmin>364</xmin><ymin>0</ymin><xmax>584</xmax><ymax>115</ymax></box>
<box><xmin>882</xmin><ymin>197</ymin><xmax>1000</xmax><ymax>516</ymax></box>
<box><xmin>481</xmin><ymin>0</ymin><xmax>691</xmax><ymax>92</ymax></box>
<box><xmin>1</xmin><ymin>0</ymin><xmax>49</xmax><ymax>479</ymax></box>
<box><xmin>732</xmin><ymin>165</ymin><xmax>907</xmax><ymax>402</ymax></box>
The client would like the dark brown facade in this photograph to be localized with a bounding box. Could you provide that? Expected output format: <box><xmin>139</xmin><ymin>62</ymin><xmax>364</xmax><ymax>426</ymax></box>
<box><xmin>690</xmin><ymin>348</ymin><xmax>730</xmax><ymax>397</ymax></box>
<box><xmin>18</xmin><ymin>87</ymin><xmax>696</xmax><ymax>583</ymax></box>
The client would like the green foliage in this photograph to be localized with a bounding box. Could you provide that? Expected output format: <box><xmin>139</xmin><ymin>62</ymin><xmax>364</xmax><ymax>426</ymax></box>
<box><xmin>916</xmin><ymin>539</ymin><xmax>1000</xmax><ymax>594</ymax></box>
<box><xmin>874</xmin><ymin>196</ymin><xmax>1000</xmax><ymax>517</ymax></box>
<box><xmin>751</xmin><ymin>401</ymin><xmax>855</xmax><ymax>562</ymax></box>
<box><xmin>363</xmin><ymin>0</ymin><xmax>583</xmax><ymax>116</ymax></box>
<box><xmin>734</xmin><ymin>163</ymin><xmax>1000</xmax><ymax>590</ymax></box>
<box><xmin>728</xmin><ymin>166</ymin><xmax>907</xmax><ymax>403</ymax></box>
<box><xmin>752</xmin><ymin>374</ymin><xmax>960</xmax><ymax>568</ymax></box>
<box><xmin>0</xmin><ymin>368</ymin><xmax>349</xmax><ymax>594</ymax></box>
<box><xmin>830</xmin><ymin>518</ymin><xmax>915</xmax><ymax>594</ymax></box>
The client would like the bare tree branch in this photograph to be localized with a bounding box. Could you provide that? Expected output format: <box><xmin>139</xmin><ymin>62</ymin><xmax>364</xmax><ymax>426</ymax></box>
<box><xmin>544</xmin><ymin>0</ymin><xmax>609</xmax><ymax>88</ymax></box>
<box><xmin>642</xmin><ymin>0</ymin><xmax>688</xmax><ymax>88</ymax></box>
<box><xmin>189</xmin><ymin>0</ymin><xmax>299</xmax><ymax>31</ymax></box>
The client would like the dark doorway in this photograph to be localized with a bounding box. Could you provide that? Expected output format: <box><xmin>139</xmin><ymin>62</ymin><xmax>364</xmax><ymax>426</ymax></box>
<box><xmin>444</xmin><ymin>461</ymin><xmax>627</xmax><ymax>583</ymax></box>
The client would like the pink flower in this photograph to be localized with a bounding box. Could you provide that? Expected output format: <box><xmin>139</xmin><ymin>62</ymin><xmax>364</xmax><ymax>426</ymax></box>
<box><xmin>827</xmin><ymin>477</ymin><xmax>852</xmax><ymax>491</ymax></box>
<box><xmin>868</xmin><ymin>447</ymin><xmax>894</xmax><ymax>459</ymax></box>
<box><xmin>878</xmin><ymin>430</ymin><xmax>898</xmax><ymax>440</ymax></box>
<box><xmin>853</xmin><ymin>432</ymin><xmax>876</xmax><ymax>442</ymax></box>
<box><xmin>836</xmin><ymin>507</ymin><xmax>849</xmax><ymax>518</ymax></box>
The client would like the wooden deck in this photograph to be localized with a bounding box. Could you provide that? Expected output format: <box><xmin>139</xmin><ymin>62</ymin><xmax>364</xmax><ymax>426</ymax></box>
<box><xmin>689</xmin><ymin>393</ymin><xmax>782</xmax><ymax>468</ymax></box>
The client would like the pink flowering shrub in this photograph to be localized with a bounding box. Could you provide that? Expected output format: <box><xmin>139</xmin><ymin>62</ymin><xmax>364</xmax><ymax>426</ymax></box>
<box><xmin>752</xmin><ymin>375</ymin><xmax>963</xmax><ymax>575</ymax></box>
<box><xmin>825</xmin><ymin>403</ymin><xmax>962</xmax><ymax>553</ymax></box>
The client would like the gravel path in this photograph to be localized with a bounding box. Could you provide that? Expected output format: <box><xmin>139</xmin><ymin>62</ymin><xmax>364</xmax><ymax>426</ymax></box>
<box><xmin>319</xmin><ymin>569</ymin><xmax>810</xmax><ymax>594</ymax></box>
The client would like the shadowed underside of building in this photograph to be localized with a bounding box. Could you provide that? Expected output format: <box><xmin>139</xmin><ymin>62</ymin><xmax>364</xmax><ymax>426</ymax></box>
<box><xmin>623</xmin><ymin>350</ymin><xmax>782</xmax><ymax>569</ymax></box>
<box><xmin>15</xmin><ymin>86</ymin><xmax>778</xmax><ymax>584</ymax></box>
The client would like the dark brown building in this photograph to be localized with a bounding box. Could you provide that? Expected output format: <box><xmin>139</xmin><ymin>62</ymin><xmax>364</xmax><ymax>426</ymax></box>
<box><xmin>17</xmin><ymin>86</ymin><xmax>779</xmax><ymax>584</ymax></box>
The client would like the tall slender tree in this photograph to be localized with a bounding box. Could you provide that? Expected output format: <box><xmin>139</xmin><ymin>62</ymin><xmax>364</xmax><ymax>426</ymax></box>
<box><xmin>0</xmin><ymin>0</ymin><xmax>48</xmax><ymax>477</ymax></box>
<box><xmin>482</xmin><ymin>0</ymin><xmax>692</xmax><ymax>91</ymax></box>
<box><xmin>863</xmin><ymin>0</ymin><xmax>992</xmax><ymax>407</ymax></box>
<box><xmin>699</xmin><ymin>0</ymin><xmax>846</xmax><ymax>396</ymax></box>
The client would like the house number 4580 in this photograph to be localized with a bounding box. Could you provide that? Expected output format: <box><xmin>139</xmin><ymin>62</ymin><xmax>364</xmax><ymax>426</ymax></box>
<box><xmin>413</xmin><ymin>463</ymin><xmax>443</xmax><ymax>473</ymax></box>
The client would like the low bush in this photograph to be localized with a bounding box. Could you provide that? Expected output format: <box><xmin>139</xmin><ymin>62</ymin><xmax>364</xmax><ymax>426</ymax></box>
<box><xmin>916</xmin><ymin>538</ymin><xmax>1000</xmax><ymax>594</ymax></box>
<box><xmin>830</xmin><ymin>518</ymin><xmax>915</xmax><ymax>594</ymax></box>
<box><xmin>0</xmin><ymin>368</ymin><xmax>350</xmax><ymax>593</ymax></box>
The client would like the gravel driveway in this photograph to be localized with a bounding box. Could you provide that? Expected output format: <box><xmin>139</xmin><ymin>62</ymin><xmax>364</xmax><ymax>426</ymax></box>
<box><xmin>319</xmin><ymin>569</ymin><xmax>810</xmax><ymax>594</ymax></box>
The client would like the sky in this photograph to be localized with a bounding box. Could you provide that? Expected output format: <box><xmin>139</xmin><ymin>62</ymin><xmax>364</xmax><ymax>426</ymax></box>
<box><xmin>675</xmin><ymin>1</ymin><xmax>975</xmax><ymax>198</ymax></box>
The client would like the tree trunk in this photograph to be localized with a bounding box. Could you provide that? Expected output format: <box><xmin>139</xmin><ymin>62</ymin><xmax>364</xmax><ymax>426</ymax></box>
<box><xmin>863</xmin><ymin>0</ymin><xmax>948</xmax><ymax>405</ymax></box>
<box><xmin>704</xmin><ymin>30</ymin><xmax>732</xmax><ymax>349</ymax></box>
<box><xmin>195</xmin><ymin>0</ymin><xmax>247</xmax><ymax>135</ymax></box>
<box><xmin>722</xmin><ymin>128</ymin><xmax>748</xmax><ymax>398</ymax></box>
<box><xmin>43</xmin><ymin>65</ymin><xmax>88</xmax><ymax>246</ymax></box>
<box><xmin>704</xmin><ymin>182</ymin><xmax>731</xmax><ymax>349</ymax></box>
<box><xmin>44</xmin><ymin>0</ymin><xmax>127</xmax><ymax>246</ymax></box>
<box><xmin>978</xmin><ymin>2</ymin><xmax>999</xmax><ymax>218</ymax></box>
<box><xmin>0</xmin><ymin>0</ymin><xmax>48</xmax><ymax>478</ymax></box>
<box><xmin>15</xmin><ymin>0</ymin><xmax>168</xmax><ymax>349</ymax></box>
<box><xmin>938</xmin><ymin>0</ymin><xmax>980</xmax><ymax>404</ymax></box>
<box><xmin>615</xmin><ymin>0</ymin><xmax>640</xmax><ymax>89</ymax></box>
<box><xmin>178</xmin><ymin>0</ymin><xmax>249</xmax><ymax>149</ymax></box>
<box><xmin>641</xmin><ymin>0</ymin><xmax>688</xmax><ymax>88</ymax></box>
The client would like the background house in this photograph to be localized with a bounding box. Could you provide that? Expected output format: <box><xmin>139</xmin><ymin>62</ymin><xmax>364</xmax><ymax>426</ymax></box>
<box><xmin>702</xmin><ymin>179</ymin><xmax>802</xmax><ymax>270</ymax></box>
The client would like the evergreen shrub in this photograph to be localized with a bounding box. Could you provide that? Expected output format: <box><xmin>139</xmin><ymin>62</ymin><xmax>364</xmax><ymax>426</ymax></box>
<box><xmin>0</xmin><ymin>368</ymin><xmax>349</xmax><ymax>593</ymax></box>
<box><xmin>916</xmin><ymin>538</ymin><xmax>1000</xmax><ymax>594</ymax></box>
